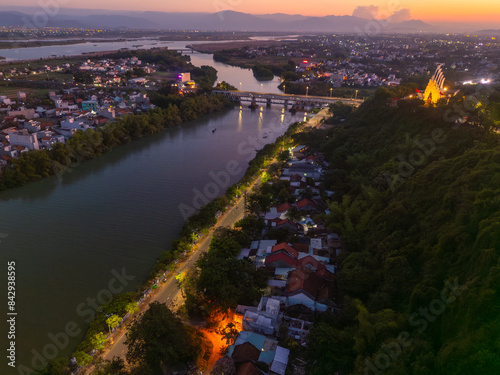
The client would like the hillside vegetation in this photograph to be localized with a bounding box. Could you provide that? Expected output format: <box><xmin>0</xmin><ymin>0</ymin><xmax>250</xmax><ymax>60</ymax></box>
<box><xmin>304</xmin><ymin>84</ymin><xmax>500</xmax><ymax>374</ymax></box>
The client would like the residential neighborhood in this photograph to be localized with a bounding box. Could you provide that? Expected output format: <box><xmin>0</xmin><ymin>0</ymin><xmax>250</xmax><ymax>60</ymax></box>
<box><xmin>208</xmin><ymin>146</ymin><xmax>342</xmax><ymax>375</ymax></box>
<box><xmin>0</xmin><ymin>87</ymin><xmax>155</xmax><ymax>166</ymax></box>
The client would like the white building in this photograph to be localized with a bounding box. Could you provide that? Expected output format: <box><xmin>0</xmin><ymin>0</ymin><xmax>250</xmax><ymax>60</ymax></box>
<box><xmin>8</xmin><ymin>130</ymin><xmax>40</xmax><ymax>150</ymax></box>
<box><xmin>60</xmin><ymin>117</ymin><xmax>89</xmax><ymax>131</ymax></box>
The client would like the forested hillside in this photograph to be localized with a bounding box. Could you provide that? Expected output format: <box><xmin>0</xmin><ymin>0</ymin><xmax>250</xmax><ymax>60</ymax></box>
<box><xmin>305</xmin><ymin>85</ymin><xmax>500</xmax><ymax>374</ymax></box>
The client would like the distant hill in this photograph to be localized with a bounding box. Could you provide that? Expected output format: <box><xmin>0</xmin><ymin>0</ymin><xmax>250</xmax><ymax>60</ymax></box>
<box><xmin>477</xmin><ymin>29</ymin><xmax>500</xmax><ymax>35</ymax></box>
<box><xmin>0</xmin><ymin>9</ymin><xmax>435</xmax><ymax>33</ymax></box>
<box><xmin>0</xmin><ymin>11</ymin><xmax>29</xmax><ymax>27</ymax></box>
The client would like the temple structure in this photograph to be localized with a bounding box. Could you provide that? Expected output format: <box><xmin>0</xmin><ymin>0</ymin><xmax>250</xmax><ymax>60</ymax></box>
<box><xmin>422</xmin><ymin>65</ymin><xmax>446</xmax><ymax>104</ymax></box>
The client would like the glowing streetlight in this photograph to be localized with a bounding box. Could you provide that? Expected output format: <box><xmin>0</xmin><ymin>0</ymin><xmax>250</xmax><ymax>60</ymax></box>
<box><xmin>306</xmin><ymin>86</ymin><xmax>309</xmax><ymax>96</ymax></box>
<box><xmin>283</xmin><ymin>84</ymin><xmax>286</xmax><ymax>94</ymax></box>
<box><xmin>329</xmin><ymin>87</ymin><xmax>333</xmax><ymax>97</ymax></box>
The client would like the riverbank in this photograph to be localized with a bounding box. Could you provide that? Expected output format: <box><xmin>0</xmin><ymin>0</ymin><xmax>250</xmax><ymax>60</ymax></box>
<box><xmin>0</xmin><ymin>93</ymin><xmax>233</xmax><ymax>191</ymax></box>
<box><xmin>188</xmin><ymin>40</ymin><xmax>285</xmax><ymax>53</ymax></box>
<box><xmin>0</xmin><ymin>40</ymin><xmax>89</xmax><ymax>50</ymax></box>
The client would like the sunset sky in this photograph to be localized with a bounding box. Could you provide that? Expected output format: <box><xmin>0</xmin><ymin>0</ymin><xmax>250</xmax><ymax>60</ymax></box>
<box><xmin>2</xmin><ymin>1</ymin><xmax>500</xmax><ymax>24</ymax></box>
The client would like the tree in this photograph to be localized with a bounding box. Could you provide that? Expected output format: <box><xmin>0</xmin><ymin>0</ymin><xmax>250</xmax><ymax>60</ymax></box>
<box><xmin>234</xmin><ymin>216</ymin><xmax>265</xmax><ymax>238</ymax></box>
<box><xmin>218</xmin><ymin>322</ymin><xmax>239</xmax><ymax>345</ymax></box>
<box><xmin>91</xmin><ymin>332</ymin><xmax>108</xmax><ymax>351</ymax></box>
<box><xmin>106</xmin><ymin>314</ymin><xmax>121</xmax><ymax>334</ymax></box>
<box><xmin>125</xmin><ymin>302</ymin><xmax>139</xmax><ymax>315</ymax></box>
<box><xmin>93</xmin><ymin>357</ymin><xmax>129</xmax><ymax>375</ymax></box>
<box><xmin>125</xmin><ymin>302</ymin><xmax>197</xmax><ymax>372</ymax></box>
<box><xmin>73</xmin><ymin>350</ymin><xmax>93</xmax><ymax>366</ymax></box>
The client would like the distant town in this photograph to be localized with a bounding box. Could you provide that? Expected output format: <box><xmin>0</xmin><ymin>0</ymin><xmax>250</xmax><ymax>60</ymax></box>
<box><xmin>1</xmin><ymin>31</ymin><xmax>498</xmax><ymax>168</ymax></box>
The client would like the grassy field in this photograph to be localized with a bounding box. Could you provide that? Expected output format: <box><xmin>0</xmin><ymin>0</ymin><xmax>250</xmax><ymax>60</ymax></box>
<box><xmin>0</xmin><ymin>85</ymin><xmax>51</xmax><ymax>99</ymax></box>
<box><xmin>27</xmin><ymin>71</ymin><xmax>72</xmax><ymax>82</ymax></box>
<box><xmin>0</xmin><ymin>56</ymin><xmax>86</xmax><ymax>70</ymax></box>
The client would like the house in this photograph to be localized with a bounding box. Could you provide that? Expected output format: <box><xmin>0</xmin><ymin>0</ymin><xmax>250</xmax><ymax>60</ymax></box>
<box><xmin>270</xmin><ymin>346</ymin><xmax>290</xmax><ymax>375</ymax></box>
<box><xmin>20</xmin><ymin>120</ymin><xmax>41</xmax><ymax>133</ymax></box>
<box><xmin>291</xmin><ymin>145</ymin><xmax>308</xmax><ymax>159</ymax></box>
<box><xmin>282</xmin><ymin>163</ymin><xmax>323</xmax><ymax>180</ymax></box>
<box><xmin>235</xmin><ymin>361</ymin><xmax>263</xmax><ymax>375</ymax></box>
<box><xmin>128</xmin><ymin>77</ymin><xmax>147</xmax><ymax>85</ymax></box>
<box><xmin>249</xmin><ymin>240</ymin><xmax>277</xmax><ymax>265</ymax></box>
<box><xmin>81</xmin><ymin>100</ymin><xmax>99</xmax><ymax>112</ymax></box>
<box><xmin>60</xmin><ymin>117</ymin><xmax>89</xmax><ymax>131</ymax></box>
<box><xmin>282</xmin><ymin>316</ymin><xmax>312</xmax><ymax>343</ymax></box>
<box><xmin>265</xmin><ymin>251</ymin><xmax>296</xmax><ymax>269</ymax></box>
<box><xmin>242</xmin><ymin>298</ymin><xmax>282</xmax><ymax>336</ymax></box>
<box><xmin>274</xmin><ymin>219</ymin><xmax>303</xmax><ymax>234</ymax></box>
<box><xmin>98</xmin><ymin>108</ymin><xmax>115</xmax><ymax>120</ymax></box>
<box><xmin>8</xmin><ymin>130</ymin><xmax>39</xmax><ymax>150</ymax></box>
<box><xmin>8</xmin><ymin>107</ymin><xmax>36</xmax><ymax>120</ymax></box>
<box><xmin>228</xmin><ymin>331</ymin><xmax>279</xmax><ymax>367</ymax></box>
<box><xmin>296</xmin><ymin>198</ymin><xmax>322</xmax><ymax>213</ymax></box>
<box><xmin>40</xmin><ymin>135</ymin><xmax>65</xmax><ymax>149</ymax></box>
<box><xmin>285</xmin><ymin>267</ymin><xmax>336</xmax><ymax>312</ymax></box>
<box><xmin>264</xmin><ymin>202</ymin><xmax>293</xmax><ymax>224</ymax></box>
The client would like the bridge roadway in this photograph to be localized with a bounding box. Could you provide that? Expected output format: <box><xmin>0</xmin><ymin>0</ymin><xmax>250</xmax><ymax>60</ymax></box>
<box><xmin>212</xmin><ymin>90</ymin><xmax>364</xmax><ymax>107</ymax></box>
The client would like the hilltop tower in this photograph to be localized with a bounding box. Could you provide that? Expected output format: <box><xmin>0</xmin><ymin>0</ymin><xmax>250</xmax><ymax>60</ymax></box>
<box><xmin>423</xmin><ymin>65</ymin><xmax>446</xmax><ymax>104</ymax></box>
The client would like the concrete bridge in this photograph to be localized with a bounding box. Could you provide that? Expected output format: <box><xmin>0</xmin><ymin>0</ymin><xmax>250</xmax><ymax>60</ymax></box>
<box><xmin>170</xmin><ymin>48</ymin><xmax>201</xmax><ymax>54</ymax></box>
<box><xmin>211</xmin><ymin>90</ymin><xmax>364</xmax><ymax>107</ymax></box>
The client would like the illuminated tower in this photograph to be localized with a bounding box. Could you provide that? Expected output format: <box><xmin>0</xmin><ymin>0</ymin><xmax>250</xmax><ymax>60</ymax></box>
<box><xmin>423</xmin><ymin>65</ymin><xmax>446</xmax><ymax>105</ymax></box>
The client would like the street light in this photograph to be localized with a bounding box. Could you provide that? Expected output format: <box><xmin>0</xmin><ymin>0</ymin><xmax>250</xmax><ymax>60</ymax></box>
<box><xmin>330</xmin><ymin>87</ymin><xmax>333</xmax><ymax>97</ymax></box>
<box><xmin>261</xmin><ymin>83</ymin><xmax>263</xmax><ymax>92</ymax></box>
<box><xmin>283</xmin><ymin>84</ymin><xmax>286</xmax><ymax>94</ymax></box>
<box><xmin>306</xmin><ymin>86</ymin><xmax>309</xmax><ymax>96</ymax></box>
<box><xmin>355</xmin><ymin>89</ymin><xmax>358</xmax><ymax>100</ymax></box>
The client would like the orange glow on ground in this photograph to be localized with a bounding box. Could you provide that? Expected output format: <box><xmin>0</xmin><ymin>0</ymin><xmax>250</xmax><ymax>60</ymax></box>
<box><xmin>200</xmin><ymin>311</ymin><xmax>242</xmax><ymax>374</ymax></box>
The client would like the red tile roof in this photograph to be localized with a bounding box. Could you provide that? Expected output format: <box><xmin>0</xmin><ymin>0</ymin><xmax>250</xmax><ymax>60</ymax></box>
<box><xmin>287</xmin><ymin>267</ymin><xmax>335</xmax><ymax>302</ymax></box>
<box><xmin>232</xmin><ymin>342</ymin><xmax>260</xmax><ymax>364</ymax></box>
<box><xmin>296</xmin><ymin>198</ymin><xmax>321</xmax><ymax>210</ymax></box>
<box><xmin>292</xmin><ymin>243</ymin><xmax>309</xmax><ymax>254</ymax></box>
<box><xmin>275</xmin><ymin>219</ymin><xmax>302</xmax><ymax>232</ymax></box>
<box><xmin>296</xmin><ymin>255</ymin><xmax>321</xmax><ymax>270</ymax></box>
<box><xmin>271</xmin><ymin>242</ymin><xmax>299</xmax><ymax>259</ymax></box>
<box><xmin>305</xmin><ymin>155</ymin><xmax>319</xmax><ymax>163</ymax></box>
<box><xmin>236</xmin><ymin>361</ymin><xmax>263</xmax><ymax>375</ymax></box>
<box><xmin>275</xmin><ymin>202</ymin><xmax>293</xmax><ymax>213</ymax></box>
<box><xmin>265</xmin><ymin>252</ymin><xmax>297</xmax><ymax>268</ymax></box>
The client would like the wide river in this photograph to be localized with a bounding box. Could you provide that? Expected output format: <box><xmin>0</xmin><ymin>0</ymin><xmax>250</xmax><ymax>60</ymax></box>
<box><xmin>0</xmin><ymin>38</ymin><xmax>284</xmax><ymax>93</ymax></box>
<box><xmin>0</xmin><ymin>38</ymin><xmax>306</xmax><ymax>373</ymax></box>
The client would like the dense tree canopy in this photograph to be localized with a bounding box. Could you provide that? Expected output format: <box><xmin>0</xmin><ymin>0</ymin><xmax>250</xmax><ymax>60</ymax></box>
<box><xmin>125</xmin><ymin>302</ymin><xmax>198</xmax><ymax>373</ymax></box>
<box><xmin>305</xmin><ymin>84</ymin><xmax>500</xmax><ymax>374</ymax></box>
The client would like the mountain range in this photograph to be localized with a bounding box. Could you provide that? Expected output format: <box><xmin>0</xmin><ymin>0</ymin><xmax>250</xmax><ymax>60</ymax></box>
<box><xmin>0</xmin><ymin>9</ymin><xmax>435</xmax><ymax>33</ymax></box>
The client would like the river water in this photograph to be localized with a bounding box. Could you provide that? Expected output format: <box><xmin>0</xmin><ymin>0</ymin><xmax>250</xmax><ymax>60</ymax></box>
<box><xmin>0</xmin><ymin>38</ymin><xmax>306</xmax><ymax>371</ymax></box>
<box><xmin>0</xmin><ymin>38</ymin><xmax>284</xmax><ymax>94</ymax></box>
